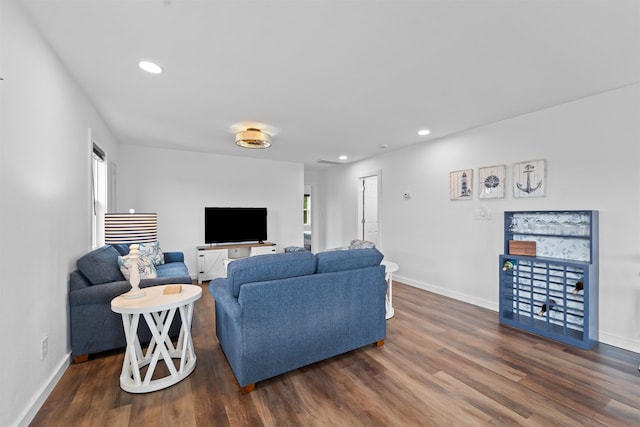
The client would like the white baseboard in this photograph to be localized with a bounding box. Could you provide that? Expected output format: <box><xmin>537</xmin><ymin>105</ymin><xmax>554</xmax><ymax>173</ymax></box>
<box><xmin>395</xmin><ymin>275</ymin><xmax>640</xmax><ymax>354</ymax></box>
<box><xmin>16</xmin><ymin>353</ymin><xmax>70</xmax><ymax>427</ymax></box>
<box><xmin>395</xmin><ymin>274</ymin><xmax>498</xmax><ymax>312</ymax></box>
<box><xmin>598</xmin><ymin>332</ymin><xmax>640</xmax><ymax>353</ymax></box>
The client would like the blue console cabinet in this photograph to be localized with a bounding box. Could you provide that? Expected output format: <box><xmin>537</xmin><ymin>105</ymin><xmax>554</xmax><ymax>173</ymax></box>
<box><xmin>499</xmin><ymin>210</ymin><xmax>598</xmax><ymax>350</ymax></box>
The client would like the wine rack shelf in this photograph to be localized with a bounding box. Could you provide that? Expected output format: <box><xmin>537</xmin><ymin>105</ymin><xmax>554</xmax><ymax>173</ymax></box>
<box><xmin>499</xmin><ymin>211</ymin><xmax>598</xmax><ymax>350</ymax></box>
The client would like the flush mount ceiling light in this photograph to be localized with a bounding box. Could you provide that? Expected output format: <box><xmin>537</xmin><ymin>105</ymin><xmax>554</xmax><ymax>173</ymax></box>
<box><xmin>138</xmin><ymin>60</ymin><xmax>163</xmax><ymax>74</ymax></box>
<box><xmin>235</xmin><ymin>128</ymin><xmax>272</xmax><ymax>149</ymax></box>
<box><xmin>230</xmin><ymin>122</ymin><xmax>278</xmax><ymax>149</ymax></box>
<box><xmin>418</xmin><ymin>129</ymin><xmax>431</xmax><ymax>136</ymax></box>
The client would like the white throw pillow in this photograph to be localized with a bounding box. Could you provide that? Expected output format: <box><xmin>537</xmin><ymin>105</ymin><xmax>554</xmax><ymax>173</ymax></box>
<box><xmin>349</xmin><ymin>239</ymin><xmax>376</xmax><ymax>249</ymax></box>
<box><xmin>117</xmin><ymin>254</ymin><xmax>158</xmax><ymax>280</ymax></box>
<box><xmin>138</xmin><ymin>241</ymin><xmax>164</xmax><ymax>266</ymax></box>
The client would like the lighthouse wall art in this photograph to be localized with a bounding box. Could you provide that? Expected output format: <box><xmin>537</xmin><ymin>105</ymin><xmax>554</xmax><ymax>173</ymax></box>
<box><xmin>449</xmin><ymin>169</ymin><xmax>473</xmax><ymax>200</ymax></box>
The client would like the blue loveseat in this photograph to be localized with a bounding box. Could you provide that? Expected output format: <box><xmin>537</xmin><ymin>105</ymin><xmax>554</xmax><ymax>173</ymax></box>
<box><xmin>209</xmin><ymin>248</ymin><xmax>387</xmax><ymax>392</ymax></box>
<box><xmin>69</xmin><ymin>244</ymin><xmax>192</xmax><ymax>362</ymax></box>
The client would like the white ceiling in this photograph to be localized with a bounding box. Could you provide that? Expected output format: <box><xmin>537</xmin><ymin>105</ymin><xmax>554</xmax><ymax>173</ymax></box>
<box><xmin>22</xmin><ymin>0</ymin><xmax>640</xmax><ymax>167</ymax></box>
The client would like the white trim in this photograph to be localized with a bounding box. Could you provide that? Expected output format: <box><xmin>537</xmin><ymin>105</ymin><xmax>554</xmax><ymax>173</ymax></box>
<box><xmin>357</xmin><ymin>170</ymin><xmax>382</xmax><ymax>248</ymax></box>
<box><xmin>396</xmin><ymin>275</ymin><xmax>497</xmax><ymax>312</ymax></box>
<box><xmin>87</xmin><ymin>128</ymin><xmax>94</xmax><ymax>251</ymax></box>
<box><xmin>16</xmin><ymin>354</ymin><xmax>70</xmax><ymax>427</ymax></box>
<box><xmin>598</xmin><ymin>332</ymin><xmax>640</xmax><ymax>353</ymax></box>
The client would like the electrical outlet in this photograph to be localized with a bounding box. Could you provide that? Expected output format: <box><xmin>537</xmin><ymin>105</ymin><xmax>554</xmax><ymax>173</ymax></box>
<box><xmin>41</xmin><ymin>336</ymin><xmax>48</xmax><ymax>360</ymax></box>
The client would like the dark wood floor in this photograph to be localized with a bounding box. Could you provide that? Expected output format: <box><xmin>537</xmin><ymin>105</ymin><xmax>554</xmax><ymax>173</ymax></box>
<box><xmin>32</xmin><ymin>282</ymin><xmax>640</xmax><ymax>426</ymax></box>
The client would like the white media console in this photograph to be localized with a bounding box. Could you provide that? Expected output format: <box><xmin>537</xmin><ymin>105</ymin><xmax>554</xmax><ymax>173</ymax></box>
<box><xmin>196</xmin><ymin>242</ymin><xmax>277</xmax><ymax>284</ymax></box>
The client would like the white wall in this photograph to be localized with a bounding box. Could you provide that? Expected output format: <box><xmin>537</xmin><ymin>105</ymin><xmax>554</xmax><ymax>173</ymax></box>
<box><xmin>0</xmin><ymin>1</ymin><xmax>121</xmax><ymax>426</ymax></box>
<box><xmin>317</xmin><ymin>85</ymin><xmax>640</xmax><ymax>352</ymax></box>
<box><xmin>117</xmin><ymin>145</ymin><xmax>304</xmax><ymax>274</ymax></box>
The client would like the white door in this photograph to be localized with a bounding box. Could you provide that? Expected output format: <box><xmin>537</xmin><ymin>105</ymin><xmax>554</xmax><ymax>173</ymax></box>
<box><xmin>358</xmin><ymin>175</ymin><xmax>379</xmax><ymax>244</ymax></box>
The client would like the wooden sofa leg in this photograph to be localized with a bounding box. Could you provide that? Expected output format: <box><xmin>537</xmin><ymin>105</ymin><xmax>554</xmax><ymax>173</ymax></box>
<box><xmin>73</xmin><ymin>354</ymin><xmax>89</xmax><ymax>364</ymax></box>
<box><xmin>375</xmin><ymin>340</ymin><xmax>385</xmax><ymax>347</ymax></box>
<box><xmin>241</xmin><ymin>383</ymin><xmax>255</xmax><ymax>393</ymax></box>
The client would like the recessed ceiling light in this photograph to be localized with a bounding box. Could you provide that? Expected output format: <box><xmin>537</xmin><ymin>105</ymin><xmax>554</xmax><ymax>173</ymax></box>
<box><xmin>138</xmin><ymin>61</ymin><xmax>163</xmax><ymax>74</ymax></box>
<box><xmin>418</xmin><ymin>129</ymin><xmax>431</xmax><ymax>136</ymax></box>
<box><xmin>339</xmin><ymin>155</ymin><xmax>348</xmax><ymax>160</ymax></box>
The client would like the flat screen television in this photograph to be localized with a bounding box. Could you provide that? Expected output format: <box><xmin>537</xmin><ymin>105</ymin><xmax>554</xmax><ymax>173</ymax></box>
<box><xmin>204</xmin><ymin>207</ymin><xmax>267</xmax><ymax>244</ymax></box>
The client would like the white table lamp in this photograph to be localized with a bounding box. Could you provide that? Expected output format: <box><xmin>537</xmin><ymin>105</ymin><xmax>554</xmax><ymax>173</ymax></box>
<box><xmin>105</xmin><ymin>212</ymin><xmax>158</xmax><ymax>299</ymax></box>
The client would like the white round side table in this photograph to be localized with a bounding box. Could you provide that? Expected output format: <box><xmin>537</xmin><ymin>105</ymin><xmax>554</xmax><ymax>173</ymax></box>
<box><xmin>111</xmin><ymin>284</ymin><xmax>202</xmax><ymax>393</ymax></box>
<box><xmin>381</xmin><ymin>261</ymin><xmax>399</xmax><ymax>319</ymax></box>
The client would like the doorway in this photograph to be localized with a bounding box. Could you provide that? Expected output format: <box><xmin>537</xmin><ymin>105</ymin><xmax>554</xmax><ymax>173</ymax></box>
<box><xmin>357</xmin><ymin>173</ymin><xmax>380</xmax><ymax>245</ymax></box>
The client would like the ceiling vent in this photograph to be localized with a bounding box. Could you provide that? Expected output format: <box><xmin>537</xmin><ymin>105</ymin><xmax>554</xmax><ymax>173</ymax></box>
<box><xmin>317</xmin><ymin>160</ymin><xmax>343</xmax><ymax>165</ymax></box>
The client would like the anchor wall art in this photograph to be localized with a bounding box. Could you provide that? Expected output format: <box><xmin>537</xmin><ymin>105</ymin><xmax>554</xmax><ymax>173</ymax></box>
<box><xmin>513</xmin><ymin>159</ymin><xmax>546</xmax><ymax>198</ymax></box>
<box><xmin>449</xmin><ymin>169</ymin><xmax>473</xmax><ymax>200</ymax></box>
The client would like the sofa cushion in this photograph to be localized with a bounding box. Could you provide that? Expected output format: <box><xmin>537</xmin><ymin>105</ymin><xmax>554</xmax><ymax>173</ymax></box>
<box><xmin>155</xmin><ymin>262</ymin><xmax>190</xmax><ymax>278</ymax></box>
<box><xmin>76</xmin><ymin>245</ymin><xmax>125</xmax><ymax>285</ymax></box>
<box><xmin>163</xmin><ymin>251</ymin><xmax>185</xmax><ymax>264</ymax></box>
<box><xmin>117</xmin><ymin>254</ymin><xmax>158</xmax><ymax>280</ymax></box>
<box><xmin>316</xmin><ymin>248</ymin><xmax>384</xmax><ymax>273</ymax></box>
<box><xmin>228</xmin><ymin>251</ymin><xmax>317</xmax><ymax>298</ymax></box>
<box><xmin>111</xmin><ymin>244</ymin><xmax>130</xmax><ymax>256</ymax></box>
<box><xmin>139</xmin><ymin>241</ymin><xmax>164</xmax><ymax>265</ymax></box>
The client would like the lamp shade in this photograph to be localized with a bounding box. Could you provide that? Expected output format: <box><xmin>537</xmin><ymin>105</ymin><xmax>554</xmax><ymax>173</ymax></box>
<box><xmin>104</xmin><ymin>213</ymin><xmax>158</xmax><ymax>245</ymax></box>
<box><xmin>235</xmin><ymin>128</ymin><xmax>271</xmax><ymax>149</ymax></box>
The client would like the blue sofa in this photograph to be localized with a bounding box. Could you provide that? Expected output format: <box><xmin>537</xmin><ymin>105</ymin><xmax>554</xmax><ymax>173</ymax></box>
<box><xmin>209</xmin><ymin>248</ymin><xmax>387</xmax><ymax>392</ymax></box>
<box><xmin>69</xmin><ymin>244</ymin><xmax>192</xmax><ymax>362</ymax></box>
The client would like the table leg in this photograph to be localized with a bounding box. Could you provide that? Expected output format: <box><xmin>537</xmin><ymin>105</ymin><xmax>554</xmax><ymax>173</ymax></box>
<box><xmin>142</xmin><ymin>307</ymin><xmax>179</xmax><ymax>386</ymax></box>
<box><xmin>148</xmin><ymin>309</ymin><xmax>176</xmax><ymax>358</ymax></box>
<box><xmin>120</xmin><ymin>313</ymin><xmax>143</xmax><ymax>386</ymax></box>
<box><xmin>385</xmin><ymin>271</ymin><xmax>395</xmax><ymax>319</ymax></box>
<box><xmin>177</xmin><ymin>302</ymin><xmax>196</xmax><ymax>372</ymax></box>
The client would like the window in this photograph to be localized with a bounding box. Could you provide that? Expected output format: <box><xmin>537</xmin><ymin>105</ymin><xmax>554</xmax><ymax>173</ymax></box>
<box><xmin>91</xmin><ymin>143</ymin><xmax>107</xmax><ymax>248</ymax></box>
<box><xmin>303</xmin><ymin>194</ymin><xmax>311</xmax><ymax>225</ymax></box>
